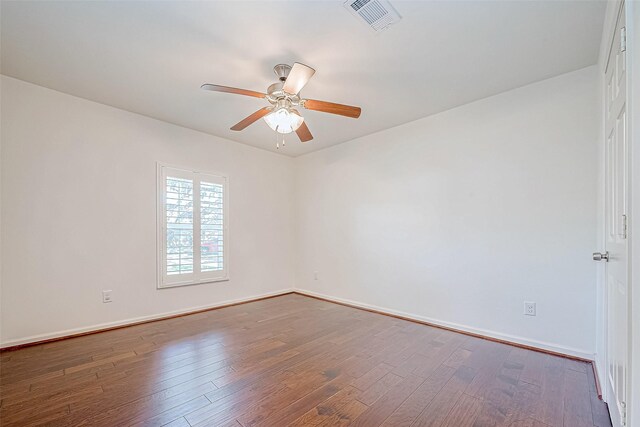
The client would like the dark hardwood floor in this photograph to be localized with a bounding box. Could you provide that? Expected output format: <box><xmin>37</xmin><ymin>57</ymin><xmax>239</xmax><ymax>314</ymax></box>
<box><xmin>0</xmin><ymin>294</ymin><xmax>611</xmax><ymax>427</ymax></box>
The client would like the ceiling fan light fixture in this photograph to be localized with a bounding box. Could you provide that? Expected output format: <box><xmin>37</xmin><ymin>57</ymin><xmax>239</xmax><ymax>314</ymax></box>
<box><xmin>263</xmin><ymin>107</ymin><xmax>304</xmax><ymax>134</ymax></box>
<box><xmin>202</xmin><ymin>62</ymin><xmax>361</xmax><ymax>145</ymax></box>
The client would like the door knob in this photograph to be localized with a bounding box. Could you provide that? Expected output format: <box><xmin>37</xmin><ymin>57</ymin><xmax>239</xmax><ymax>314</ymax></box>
<box><xmin>593</xmin><ymin>251</ymin><xmax>609</xmax><ymax>262</ymax></box>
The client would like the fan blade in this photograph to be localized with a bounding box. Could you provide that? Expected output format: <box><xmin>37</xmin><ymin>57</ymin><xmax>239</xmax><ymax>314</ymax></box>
<box><xmin>295</xmin><ymin>121</ymin><xmax>313</xmax><ymax>143</ymax></box>
<box><xmin>201</xmin><ymin>84</ymin><xmax>266</xmax><ymax>99</ymax></box>
<box><xmin>282</xmin><ymin>63</ymin><xmax>315</xmax><ymax>95</ymax></box>
<box><xmin>302</xmin><ymin>99</ymin><xmax>361</xmax><ymax>119</ymax></box>
<box><xmin>291</xmin><ymin>109</ymin><xmax>313</xmax><ymax>143</ymax></box>
<box><xmin>231</xmin><ymin>107</ymin><xmax>272</xmax><ymax>131</ymax></box>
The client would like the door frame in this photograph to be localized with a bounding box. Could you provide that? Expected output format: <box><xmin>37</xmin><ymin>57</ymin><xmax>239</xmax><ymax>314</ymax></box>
<box><xmin>627</xmin><ymin>3</ymin><xmax>639</xmax><ymax>427</ymax></box>
<box><xmin>597</xmin><ymin>1</ymin><xmax>637</xmax><ymax>426</ymax></box>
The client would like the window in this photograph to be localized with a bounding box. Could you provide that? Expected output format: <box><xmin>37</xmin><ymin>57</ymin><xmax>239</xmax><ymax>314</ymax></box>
<box><xmin>157</xmin><ymin>164</ymin><xmax>228</xmax><ymax>288</ymax></box>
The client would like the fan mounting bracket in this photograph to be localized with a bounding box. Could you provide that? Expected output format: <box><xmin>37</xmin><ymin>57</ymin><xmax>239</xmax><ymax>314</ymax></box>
<box><xmin>273</xmin><ymin>64</ymin><xmax>292</xmax><ymax>82</ymax></box>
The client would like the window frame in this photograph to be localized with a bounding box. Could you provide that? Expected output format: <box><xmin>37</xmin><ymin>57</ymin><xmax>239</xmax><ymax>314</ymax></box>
<box><xmin>156</xmin><ymin>162</ymin><xmax>229</xmax><ymax>289</ymax></box>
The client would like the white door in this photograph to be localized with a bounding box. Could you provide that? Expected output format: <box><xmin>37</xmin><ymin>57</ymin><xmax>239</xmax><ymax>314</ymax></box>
<box><xmin>601</xmin><ymin>3</ymin><xmax>629</xmax><ymax>425</ymax></box>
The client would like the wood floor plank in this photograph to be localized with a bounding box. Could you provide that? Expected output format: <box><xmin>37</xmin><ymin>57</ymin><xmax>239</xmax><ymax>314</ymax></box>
<box><xmin>163</xmin><ymin>416</ymin><xmax>192</xmax><ymax>427</ymax></box>
<box><xmin>520</xmin><ymin>350</ymin><xmax>548</xmax><ymax>387</ymax></box>
<box><xmin>590</xmin><ymin>391</ymin><xmax>613</xmax><ymax>427</ymax></box>
<box><xmin>534</xmin><ymin>354</ymin><xmax>567</xmax><ymax>426</ymax></box>
<box><xmin>508</xmin><ymin>418</ymin><xmax>554</xmax><ymax>427</ymax></box>
<box><xmin>350</xmin><ymin>373</ymin><xmax>426</xmax><ymax>426</ymax></box>
<box><xmin>563</xmin><ymin>368</ymin><xmax>594</xmax><ymax>427</ymax></box>
<box><xmin>238</xmin><ymin>365</ymin><xmax>357</xmax><ymax>427</ymax></box>
<box><xmin>78</xmin><ymin>380</ymin><xmax>217</xmax><ymax>426</ymax></box>
<box><xmin>357</xmin><ymin>372</ymin><xmax>404</xmax><ymax>406</ymax></box>
<box><xmin>288</xmin><ymin>385</ymin><xmax>362</xmax><ymax>426</ymax></box>
<box><xmin>187</xmin><ymin>374</ymin><xmax>291</xmax><ymax>426</ymax></box>
<box><xmin>471</xmin><ymin>347</ymin><xmax>528</xmax><ymax>425</ymax></box>
<box><xmin>0</xmin><ymin>294</ymin><xmax>608</xmax><ymax>427</ymax></box>
<box><xmin>500</xmin><ymin>379</ymin><xmax>544</xmax><ymax>426</ymax></box>
<box><xmin>317</xmin><ymin>398</ymin><xmax>369</xmax><ymax>427</ymax></box>
<box><xmin>411</xmin><ymin>365</ymin><xmax>477</xmax><ymax>427</ymax></box>
<box><xmin>133</xmin><ymin>395</ymin><xmax>212</xmax><ymax>427</ymax></box>
<box><xmin>351</xmin><ymin>362</ymin><xmax>394</xmax><ymax>391</ymax></box>
<box><xmin>0</xmin><ymin>383</ymin><xmax>103</xmax><ymax>420</ymax></box>
<box><xmin>443</xmin><ymin>347</ymin><xmax>472</xmax><ymax>369</ymax></box>
<box><xmin>0</xmin><ymin>401</ymin><xmax>71</xmax><ymax>427</ymax></box>
<box><xmin>440</xmin><ymin>393</ymin><xmax>483</xmax><ymax>427</ymax></box>
<box><xmin>253</xmin><ymin>374</ymin><xmax>352</xmax><ymax>427</ymax></box>
<box><xmin>381</xmin><ymin>364</ymin><xmax>456</xmax><ymax>427</ymax></box>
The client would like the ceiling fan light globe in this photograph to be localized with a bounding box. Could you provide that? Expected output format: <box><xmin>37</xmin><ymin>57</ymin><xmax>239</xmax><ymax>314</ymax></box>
<box><xmin>263</xmin><ymin>108</ymin><xmax>304</xmax><ymax>134</ymax></box>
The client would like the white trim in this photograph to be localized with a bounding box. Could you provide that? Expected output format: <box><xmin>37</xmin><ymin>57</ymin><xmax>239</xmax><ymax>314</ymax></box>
<box><xmin>600</xmin><ymin>0</ymin><xmax>624</xmax><ymax>74</ymax></box>
<box><xmin>3</xmin><ymin>286</ymin><xmax>593</xmax><ymax>359</ymax></box>
<box><xmin>603</xmin><ymin>1</ymin><xmax>626</xmax><ymax>74</ymax></box>
<box><xmin>294</xmin><ymin>288</ymin><xmax>595</xmax><ymax>361</ymax></box>
<box><xmin>0</xmin><ymin>289</ymin><xmax>293</xmax><ymax>349</ymax></box>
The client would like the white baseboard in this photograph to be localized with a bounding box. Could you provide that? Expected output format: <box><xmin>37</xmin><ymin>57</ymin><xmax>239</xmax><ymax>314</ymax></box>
<box><xmin>2</xmin><ymin>287</ymin><xmax>596</xmax><ymax>362</ymax></box>
<box><xmin>1</xmin><ymin>288</ymin><xmax>294</xmax><ymax>349</ymax></box>
<box><xmin>294</xmin><ymin>288</ymin><xmax>595</xmax><ymax>361</ymax></box>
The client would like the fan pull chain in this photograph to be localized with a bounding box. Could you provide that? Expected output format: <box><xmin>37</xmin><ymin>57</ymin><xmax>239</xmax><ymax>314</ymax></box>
<box><xmin>273</xmin><ymin>126</ymin><xmax>286</xmax><ymax>149</ymax></box>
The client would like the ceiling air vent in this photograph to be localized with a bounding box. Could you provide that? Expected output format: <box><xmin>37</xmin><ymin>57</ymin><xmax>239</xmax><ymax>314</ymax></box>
<box><xmin>344</xmin><ymin>0</ymin><xmax>401</xmax><ymax>32</ymax></box>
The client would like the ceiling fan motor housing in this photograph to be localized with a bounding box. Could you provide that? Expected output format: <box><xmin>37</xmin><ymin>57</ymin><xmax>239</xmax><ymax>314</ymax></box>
<box><xmin>266</xmin><ymin>81</ymin><xmax>300</xmax><ymax>105</ymax></box>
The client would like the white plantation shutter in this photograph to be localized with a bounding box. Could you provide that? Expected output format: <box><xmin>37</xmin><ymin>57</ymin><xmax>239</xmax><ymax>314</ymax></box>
<box><xmin>200</xmin><ymin>181</ymin><xmax>225</xmax><ymax>272</ymax></box>
<box><xmin>158</xmin><ymin>165</ymin><xmax>228</xmax><ymax>288</ymax></box>
<box><xmin>165</xmin><ymin>175</ymin><xmax>194</xmax><ymax>276</ymax></box>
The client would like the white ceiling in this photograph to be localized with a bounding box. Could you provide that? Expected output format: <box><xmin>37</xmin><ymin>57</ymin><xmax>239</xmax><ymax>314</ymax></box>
<box><xmin>1</xmin><ymin>0</ymin><xmax>606</xmax><ymax>157</ymax></box>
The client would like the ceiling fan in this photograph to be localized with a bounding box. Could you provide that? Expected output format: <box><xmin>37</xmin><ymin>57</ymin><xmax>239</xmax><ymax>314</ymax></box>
<box><xmin>201</xmin><ymin>63</ymin><xmax>361</xmax><ymax>146</ymax></box>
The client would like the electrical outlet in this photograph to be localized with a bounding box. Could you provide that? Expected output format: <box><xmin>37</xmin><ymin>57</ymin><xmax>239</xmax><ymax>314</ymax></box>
<box><xmin>102</xmin><ymin>290</ymin><xmax>113</xmax><ymax>303</ymax></box>
<box><xmin>524</xmin><ymin>301</ymin><xmax>536</xmax><ymax>316</ymax></box>
<box><xmin>313</xmin><ymin>271</ymin><xmax>319</xmax><ymax>280</ymax></box>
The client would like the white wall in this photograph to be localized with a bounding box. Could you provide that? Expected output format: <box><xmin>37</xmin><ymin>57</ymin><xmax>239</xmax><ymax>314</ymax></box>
<box><xmin>0</xmin><ymin>66</ymin><xmax>601</xmax><ymax>360</ymax></box>
<box><xmin>0</xmin><ymin>76</ymin><xmax>295</xmax><ymax>346</ymax></box>
<box><xmin>294</xmin><ymin>67</ymin><xmax>599</xmax><ymax>359</ymax></box>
